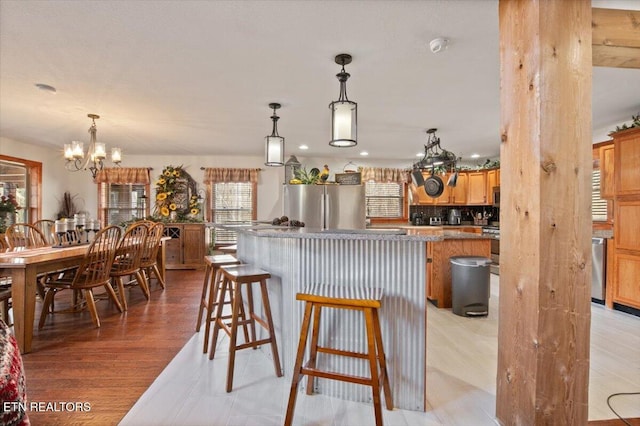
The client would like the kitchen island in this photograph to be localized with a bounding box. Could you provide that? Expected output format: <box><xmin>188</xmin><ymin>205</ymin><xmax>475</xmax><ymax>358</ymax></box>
<box><xmin>229</xmin><ymin>225</ymin><xmax>489</xmax><ymax>411</ymax></box>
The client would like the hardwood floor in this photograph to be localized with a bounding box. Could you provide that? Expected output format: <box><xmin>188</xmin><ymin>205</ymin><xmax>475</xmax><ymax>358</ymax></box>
<box><xmin>20</xmin><ymin>269</ymin><xmax>203</xmax><ymax>425</ymax></box>
<box><xmin>17</xmin><ymin>269</ymin><xmax>639</xmax><ymax>425</ymax></box>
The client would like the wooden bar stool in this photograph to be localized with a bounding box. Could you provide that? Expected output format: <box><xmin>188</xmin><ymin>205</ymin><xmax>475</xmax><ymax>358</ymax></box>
<box><xmin>195</xmin><ymin>254</ymin><xmax>241</xmax><ymax>353</ymax></box>
<box><xmin>284</xmin><ymin>284</ymin><xmax>393</xmax><ymax>426</ymax></box>
<box><xmin>210</xmin><ymin>264</ymin><xmax>283</xmax><ymax>392</ymax></box>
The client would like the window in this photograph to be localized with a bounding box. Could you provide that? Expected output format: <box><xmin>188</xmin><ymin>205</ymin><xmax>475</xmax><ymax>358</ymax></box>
<box><xmin>203</xmin><ymin>167</ymin><xmax>259</xmax><ymax>246</ymax></box>
<box><xmin>592</xmin><ymin>169</ymin><xmax>608</xmax><ymax>222</ymax></box>
<box><xmin>365</xmin><ymin>182</ymin><xmax>404</xmax><ymax>219</ymax></box>
<box><xmin>0</xmin><ymin>155</ymin><xmax>42</xmax><ymax>227</ymax></box>
<box><xmin>98</xmin><ymin>183</ymin><xmax>148</xmax><ymax>225</ymax></box>
<box><xmin>211</xmin><ymin>182</ymin><xmax>254</xmax><ymax>245</ymax></box>
<box><xmin>96</xmin><ymin>167</ymin><xmax>151</xmax><ymax>226</ymax></box>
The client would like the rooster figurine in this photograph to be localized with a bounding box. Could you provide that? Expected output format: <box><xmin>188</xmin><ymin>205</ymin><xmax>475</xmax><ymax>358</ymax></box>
<box><xmin>319</xmin><ymin>164</ymin><xmax>330</xmax><ymax>182</ymax></box>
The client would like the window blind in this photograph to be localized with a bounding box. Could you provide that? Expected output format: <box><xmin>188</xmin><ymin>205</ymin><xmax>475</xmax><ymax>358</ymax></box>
<box><xmin>592</xmin><ymin>170</ymin><xmax>607</xmax><ymax>221</ymax></box>
<box><xmin>211</xmin><ymin>182</ymin><xmax>253</xmax><ymax>244</ymax></box>
<box><xmin>365</xmin><ymin>182</ymin><xmax>403</xmax><ymax>218</ymax></box>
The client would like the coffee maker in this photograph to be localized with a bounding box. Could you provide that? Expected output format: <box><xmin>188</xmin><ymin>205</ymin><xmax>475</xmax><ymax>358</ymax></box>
<box><xmin>448</xmin><ymin>209</ymin><xmax>461</xmax><ymax>225</ymax></box>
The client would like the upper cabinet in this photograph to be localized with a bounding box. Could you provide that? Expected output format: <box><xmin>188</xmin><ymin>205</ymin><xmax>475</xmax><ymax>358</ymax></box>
<box><xmin>614</xmin><ymin>128</ymin><xmax>640</xmax><ymax>197</ymax></box>
<box><xmin>599</xmin><ymin>142</ymin><xmax>615</xmax><ymax>199</ymax></box>
<box><xmin>487</xmin><ymin>168</ymin><xmax>500</xmax><ymax>205</ymax></box>
<box><xmin>467</xmin><ymin>172</ymin><xmax>487</xmax><ymax>205</ymax></box>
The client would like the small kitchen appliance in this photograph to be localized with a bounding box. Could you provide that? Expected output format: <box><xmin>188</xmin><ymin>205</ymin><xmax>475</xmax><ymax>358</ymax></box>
<box><xmin>448</xmin><ymin>209</ymin><xmax>461</xmax><ymax>225</ymax></box>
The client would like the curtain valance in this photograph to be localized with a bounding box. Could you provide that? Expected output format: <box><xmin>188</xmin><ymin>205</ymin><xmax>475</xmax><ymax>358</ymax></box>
<box><xmin>94</xmin><ymin>167</ymin><xmax>151</xmax><ymax>184</ymax></box>
<box><xmin>203</xmin><ymin>168</ymin><xmax>260</xmax><ymax>183</ymax></box>
<box><xmin>360</xmin><ymin>167</ymin><xmax>409</xmax><ymax>183</ymax></box>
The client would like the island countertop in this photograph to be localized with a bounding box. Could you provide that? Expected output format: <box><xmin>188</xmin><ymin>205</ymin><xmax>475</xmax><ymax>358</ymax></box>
<box><xmin>213</xmin><ymin>223</ymin><xmax>491</xmax><ymax>241</ymax></box>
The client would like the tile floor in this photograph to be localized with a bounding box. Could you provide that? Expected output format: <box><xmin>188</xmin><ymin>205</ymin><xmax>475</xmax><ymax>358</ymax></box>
<box><xmin>120</xmin><ymin>275</ymin><xmax>640</xmax><ymax>426</ymax></box>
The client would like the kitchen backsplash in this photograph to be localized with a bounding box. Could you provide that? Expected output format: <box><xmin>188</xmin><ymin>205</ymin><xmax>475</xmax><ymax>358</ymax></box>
<box><xmin>410</xmin><ymin>205</ymin><xmax>499</xmax><ymax>224</ymax></box>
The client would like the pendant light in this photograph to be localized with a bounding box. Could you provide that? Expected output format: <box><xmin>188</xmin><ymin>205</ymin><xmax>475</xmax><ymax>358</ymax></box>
<box><xmin>264</xmin><ymin>103</ymin><xmax>284</xmax><ymax>167</ymax></box>
<box><xmin>329</xmin><ymin>53</ymin><xmax>357</xmax><ymax>147</ymax></box>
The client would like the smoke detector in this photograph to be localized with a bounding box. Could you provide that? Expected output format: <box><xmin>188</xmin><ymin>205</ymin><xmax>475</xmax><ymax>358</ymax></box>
<box><xmin>429</xmin><ymin>37</ymin><xmax>449</xmax><ymax>54</ymax></box>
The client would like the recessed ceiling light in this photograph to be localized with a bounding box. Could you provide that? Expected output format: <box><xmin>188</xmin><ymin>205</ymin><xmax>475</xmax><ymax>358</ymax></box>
<box><xmin>35</xmin><ymin>83</ymin><xmax>56</xmax><ymax>93</ymax></box>
<box><xmin>299</xmin><ymin>145</ymin><xmax>309</xmax><ymax>150</ymax></box>
<box><xmin>471</xmin><ymin>153</ymin><xmax>480</xmax><ymax>158</ymax></box>
<box><xmin>360</xmin><ymin>151</ymin><xmax>368</xmax><ymax>156</ymax></box>
<box><xmin>416</xmin><ymin>153</ymin><xmax>424</xmax><ymax>157</ymax></box>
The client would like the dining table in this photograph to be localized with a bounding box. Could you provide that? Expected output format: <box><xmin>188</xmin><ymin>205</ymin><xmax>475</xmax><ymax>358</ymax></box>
<box><xmin>0</xmin><ymin>240</ymin><xmax>167</xmax><ymax>354</ymax></box>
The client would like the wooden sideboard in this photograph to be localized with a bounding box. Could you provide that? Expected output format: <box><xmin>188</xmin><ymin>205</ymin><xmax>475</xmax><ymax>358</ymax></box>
<box><xmin>162</xmin><ymin>223</ymin><xmax>205</xmax><ymax>269</ymax></box>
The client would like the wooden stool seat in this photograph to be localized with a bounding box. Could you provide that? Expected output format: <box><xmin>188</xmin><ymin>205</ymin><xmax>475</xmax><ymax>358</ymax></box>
<box><xmin>285</xmin><ymin>284</ymin><xmax>393</xmax><ymax>426</ymax></box>
<box><xmin>210</xmin><ymin>264</ymin><xmax>283</xmax><ymax>392</ymax></box>
<box><xmin>195</xmin><ymin>255</ymin><xmax>241</xmax><ymax>353</ymax></box>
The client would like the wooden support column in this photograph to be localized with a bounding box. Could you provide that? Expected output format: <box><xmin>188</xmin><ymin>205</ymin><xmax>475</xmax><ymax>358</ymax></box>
<box><xmin>497</xmin><ymin>1</ymin><xmax>592</xmax><ymax>424</ymax></box>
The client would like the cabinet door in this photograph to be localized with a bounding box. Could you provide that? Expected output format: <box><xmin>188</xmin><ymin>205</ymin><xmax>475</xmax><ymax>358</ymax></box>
<box><xmin>182</xmin><ymin>224</ymin><xmax>205</xmax><ymax>266</ymax></box>
<box><xmin>467</xmin><ymin>172</ymin><xmax>487</xmax><ymax>204</ymax></box>
<box><xmin>450</xmin><ymin>172</ymin><xmax>468</xmax><ymax>205</ymax></box>
<box><xmin>487</xmin><ymin>169</ymin><xmax>499</xmax><ymax>204</ymax></box>
<box><xmin>426</xmin><ymin>242</ymin><xmax>434</xmax><ymax>299</ymax></box>
<box><xmin>613</xmin><ymin>254</ymin><xmax>640</xmax><ymax>309</ymax></box>
<box><xmin>599</xmin><ymin>144</ymin><xmax>615</xmax><ymax>199</ymax></box>
<box><xmin>164</xmin><ymin>226</ymin><xmax>183</xmax><ymax>266</ymax></box>
<box><xmin>614</xmin><ymin>129</ymin><xmax>640</xmax><ymax>196</ymax></box>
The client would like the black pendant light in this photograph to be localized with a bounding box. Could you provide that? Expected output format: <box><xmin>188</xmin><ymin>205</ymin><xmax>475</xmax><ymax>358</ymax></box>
<box><xmin>329</xmin><ymin>53</ymin><xmax>357</xmax><ymax>147</ymax></box>
<box><xmin>265</xmin><ymin>103</ymin><xmax>284</xmax><ymax>167</ymax></box>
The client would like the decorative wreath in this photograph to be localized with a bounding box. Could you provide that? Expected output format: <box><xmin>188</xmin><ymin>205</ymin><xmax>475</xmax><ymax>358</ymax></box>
<box><xmin>153</xmin><ymin>165</ymin><xmax>201</xmax><ymax>220</ymax></box>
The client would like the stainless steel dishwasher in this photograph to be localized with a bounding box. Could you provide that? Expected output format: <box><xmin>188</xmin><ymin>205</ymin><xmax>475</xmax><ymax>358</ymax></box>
<box><xmin>591</xmin><ymin>237</ymin><xmax>606</xmax><ymax>304</ymax></box>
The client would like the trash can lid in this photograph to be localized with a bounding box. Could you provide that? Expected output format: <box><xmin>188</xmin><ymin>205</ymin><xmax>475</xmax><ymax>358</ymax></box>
<box><xmin>450</xmin><ymin>256</ymin><xmax>492</xmax><ymax>267</ymax></box>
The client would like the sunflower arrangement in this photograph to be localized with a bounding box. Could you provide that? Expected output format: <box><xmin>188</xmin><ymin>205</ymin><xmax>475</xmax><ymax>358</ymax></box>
<box><xmin>153</xmin><ymin>165</ymin><xmax>203</xmax><ymax>221</ymax></box>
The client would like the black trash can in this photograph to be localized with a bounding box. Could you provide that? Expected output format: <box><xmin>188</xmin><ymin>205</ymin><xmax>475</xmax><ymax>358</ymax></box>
<box><xmin>450</xmin><ymin>256</ymin><xmax>492</xmax><ymax>317</ymax></box>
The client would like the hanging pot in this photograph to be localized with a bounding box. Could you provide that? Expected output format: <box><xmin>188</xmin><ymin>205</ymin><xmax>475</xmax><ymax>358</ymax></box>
<box><xmin>447</xmin><ymin>171</ymin><xmax>458</xmax><ymax>187</ymax></box>
<box><xmin>424</xmin><ymin>172</ymin><xmax>444</xmax><ymax>198</ymax></box>
<box><xmin>411</xmin><ymin>169</ymin><xmax>425</xmax><ymax>187</ymax></box>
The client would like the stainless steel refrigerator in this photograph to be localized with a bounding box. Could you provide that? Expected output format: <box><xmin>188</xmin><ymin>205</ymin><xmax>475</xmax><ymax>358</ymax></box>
<box><xmin>283</xmin><ymin>184</ymin><xmax>366</xmax><ymax>229</ymax></box>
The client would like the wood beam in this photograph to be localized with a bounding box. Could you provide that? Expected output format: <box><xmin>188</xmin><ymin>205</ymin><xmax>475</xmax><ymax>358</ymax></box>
<box><xmin>592</xmin><ymin>8</ymin><xmax>640</xmax><ymax>69</ymax></box>
<box><xmin>497</xmin><ymin>0</ymin><xmax>592</xmax><ymax>424</ymax></box>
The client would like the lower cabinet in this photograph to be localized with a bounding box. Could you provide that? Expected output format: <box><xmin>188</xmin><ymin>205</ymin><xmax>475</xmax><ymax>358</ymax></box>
<box><xmin>163</xmin><ymin>223</ymin><xmax>205</xmax><ymax>269</ymax></box>
<box><xmin>426</xmin><ymin>238</ymin><xmax>491</xmax><ymax>308</ymax></box>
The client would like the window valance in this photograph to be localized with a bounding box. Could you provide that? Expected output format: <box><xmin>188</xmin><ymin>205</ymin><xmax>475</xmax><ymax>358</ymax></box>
<box><xmin>94</xmin><ymin>167</ymin><xmax>151</xmax><ymax>184</ymax></box>
<box><xmin>203</xmin><ymin>168</ymin><xmax>260</xmax><ymax>183</ymax></box>
<box><xmin>360</xmin><ymin>167</ymin><xmax>409</xmax><ymax>183</ymax></box>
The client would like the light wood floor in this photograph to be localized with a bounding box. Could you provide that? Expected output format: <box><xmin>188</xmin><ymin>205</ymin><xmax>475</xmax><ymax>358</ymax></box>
<box><xmin>18</xmin><ymin>270</ymin><xmax>640</xmax><ymax>425</ymax></box>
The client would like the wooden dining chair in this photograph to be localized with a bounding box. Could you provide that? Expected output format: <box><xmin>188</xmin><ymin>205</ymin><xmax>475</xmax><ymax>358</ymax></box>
<box><xmin>110</xmin><ymin>223</ymin><xmax>149</xmax><ymax>310</ymax></box>
<box><xmin>5</xmin><ymin>223</ymin><xmax>47</xmax><ymax>249</ymax></box>
<box><xmin>139</xmin><ymin>222</ymin><xmax>166</xmax><ymax>291</ymax></box>
<box><xmin>32</xmin><ymin>219</ymin><xmax>57</xmax><ymax>245</ymax></box>
<box><xmin>38</xmin><ymin>225</ymin><xmax>123</xmax><ymax>329</ymax></box>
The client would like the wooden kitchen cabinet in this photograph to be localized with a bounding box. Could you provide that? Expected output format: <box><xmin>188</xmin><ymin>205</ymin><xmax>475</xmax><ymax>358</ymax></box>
<box><xmin>615</xmin><ymin>128</ymin><xmax>640</xmax><ymax>196</ymax></box>
<box><xmin>487</xmin><ymin>168</ymin><xmax>500</xmax><ymax>204</ymax></box>
<box><xmin>467</xmin><ymin>171</ymin><xmax>488</xmax><ymax>205</ymax></box>
<box><xmin>599</xmin><ymin>143</ymin><xmax>615</xmax><ymax>199</ymax></box>
<box><xmin>610</xmin><ymin>127</ymin><xmax>640</xmax><ymax>310</ymax></box>
<box><xmin>426</xmin><ymin>238</ymin><xmax>491</xmax><ymax>308</ymax></box>
<box><xmin>163</xmin><ymin>223</ymin><xmax>206</xmax><ymax>269</ymax></box>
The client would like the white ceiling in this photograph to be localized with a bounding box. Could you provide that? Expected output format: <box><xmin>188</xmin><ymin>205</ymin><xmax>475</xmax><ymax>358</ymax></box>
<box><xmin>1</xmin><ymin>0</ymin><xmax>639</xmax><ymax>165</ymax></box>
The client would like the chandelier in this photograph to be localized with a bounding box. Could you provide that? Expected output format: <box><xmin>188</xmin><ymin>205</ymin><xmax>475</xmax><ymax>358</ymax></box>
<box><xmin>64</xmin><ymin>114</ymin><xmax>122</xmax><ymax>179</ymax></box>
<box><xmin>329</xmin><ymin>53</ymin><xmax>357</xmax><ymax>147</ymax></box>
<box><xmin>264</xmin><ymin>103</ymin><xmax>284</xmax><ymax>167</ymax></box>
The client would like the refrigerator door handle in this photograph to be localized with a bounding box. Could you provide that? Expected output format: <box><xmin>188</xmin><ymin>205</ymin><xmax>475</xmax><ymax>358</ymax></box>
<box><xmin>322</xmin><ymin>191</ymin><xmax>328</xmax><ymax>230</ymax></box>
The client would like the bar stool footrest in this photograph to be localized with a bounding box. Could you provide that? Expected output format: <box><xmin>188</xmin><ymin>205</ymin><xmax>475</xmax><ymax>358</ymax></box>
<box><xmin>300</xmin><ymin>366</ymin><xmax>373</xmax><ymax>387</ymax></box>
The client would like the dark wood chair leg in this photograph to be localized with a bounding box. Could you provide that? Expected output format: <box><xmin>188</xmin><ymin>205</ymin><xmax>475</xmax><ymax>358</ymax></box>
<box><xmin>259</xmin><ymin>280</ymin><xmax>282</xmax><ymax>377</ymax></box>
<box><xmin>373</xmin><ymin>308</ymin><xmax>394</xmax><ymax>410</ymax></box>
<box><xmin>306</xmin><ymin>304</ymin><xmax>322</xmax><ymax>395</ymax></box>
<box><xmin>364</xmin><ymin>308</ymin><xmax>383</xmax><ymax>426</ymax></box>
<box><xmin>226</xmin><ymin>282</ymin><xmax>243</xmax><ymax>393</ymax></box>
<box><xmin>196</xmin><ymin>263</ymin><xmax>212</xmax><ymax>332</ymax></box>
<box><xmin>284</xmin><ymin>302</ymin><xmax>314</xmax><ymax>426</ymax></box>
<box><xmin>209</xmin><ymin>276</ymin><xmax>229</xmax><ymax>360</ymax></box>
